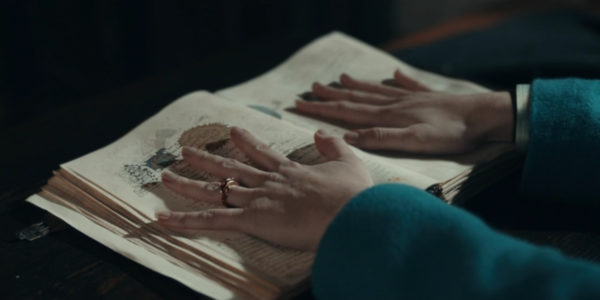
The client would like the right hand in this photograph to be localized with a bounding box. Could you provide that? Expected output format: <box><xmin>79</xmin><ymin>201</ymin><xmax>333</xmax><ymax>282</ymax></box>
<box><xmin>295</xmin><ymin>70</ymin><xmax>514</xmax><ymax>154</ymax></box>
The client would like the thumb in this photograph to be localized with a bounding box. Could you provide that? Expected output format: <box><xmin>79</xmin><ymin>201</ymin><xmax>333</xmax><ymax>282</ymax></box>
<box><xmin>344</xmin><ymin>127</ymin><xmax>424</xmax><ymax>152</ymax></box>
<box><xmin>314</xmin><ymin>130</ymin><xmax>356</xmax><ymax>161</ymax></box>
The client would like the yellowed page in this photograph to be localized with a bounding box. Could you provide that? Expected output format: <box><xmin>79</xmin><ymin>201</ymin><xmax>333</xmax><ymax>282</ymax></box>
<box><xmin>216</xmin><ymin>32</ymin><xmax>511</xmax><ymax>185</ymax></box>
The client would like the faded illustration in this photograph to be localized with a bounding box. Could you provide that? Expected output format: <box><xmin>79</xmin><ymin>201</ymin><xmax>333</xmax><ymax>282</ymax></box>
<box><xmin>121</xmin><ymin>122</ymin><xmax>324</xmax><ymax>198</ymax></box>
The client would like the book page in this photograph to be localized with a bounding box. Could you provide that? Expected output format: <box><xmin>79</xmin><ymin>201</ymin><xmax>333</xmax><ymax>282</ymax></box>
<box><xmin>216</xmin><ymin>32</ymin><xmax>511</xmax><ymax>184</ymax></box>
<box><xmin>50</xmin><ymin>91</ymin><xmax>436</xmax><ymax>291</ymax></box>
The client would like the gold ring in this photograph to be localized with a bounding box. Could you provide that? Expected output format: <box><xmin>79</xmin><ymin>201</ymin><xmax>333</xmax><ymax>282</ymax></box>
<box><xmin>220</xmin><ymin>178</ymin><xmax>238</xmax><ymax>208</ymax></box>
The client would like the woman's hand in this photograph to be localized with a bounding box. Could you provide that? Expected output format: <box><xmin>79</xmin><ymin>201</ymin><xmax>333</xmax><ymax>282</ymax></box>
<box><xmin>295</xmin><ymin>70</ymin><xmax>514</xmax><ymax>154</ymax></box>
<box><xmin>157</xmin><ymin>127</ymin><xmax>373</xmax><ymax>251</ymax></box>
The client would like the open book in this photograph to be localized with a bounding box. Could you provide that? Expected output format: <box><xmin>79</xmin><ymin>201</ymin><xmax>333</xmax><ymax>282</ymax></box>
<box><xmin>27</xmin><ymin>32</ymin><xmax>517</xmax><ymax>299</ymax></box>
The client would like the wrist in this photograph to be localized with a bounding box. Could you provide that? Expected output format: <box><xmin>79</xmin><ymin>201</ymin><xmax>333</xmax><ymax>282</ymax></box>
<box><xmin>473</xmin><ymin>91</ymin><xmax>514</xmax><ymax>143</ymax></box>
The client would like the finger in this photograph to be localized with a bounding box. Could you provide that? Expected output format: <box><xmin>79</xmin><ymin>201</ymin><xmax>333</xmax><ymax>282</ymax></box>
<box><xmin>340</xmin><ymin>73</ymin><xmax>408</xmax><ymax>97</ymax></box>
<box><xmin>229</xmin><ymin>127</ymin><xmax>288</xmax><ymax>171</ymax></box>
<box><xmin>314</xmin><ymin>130</ymin><xmax>357</xmax><ymax>162</ymax></box>
<box><xmin>224</xmin><ymin>185</ymin><xmax>267</xmax><ymax>208</ymax></box>
<box><xmin>162</xmin><ymin>170</ymin><xmax>264</xmax><ymax>207</ymax></box>
<box><xmin>343</xmin><ymin>127</ymin><xmax>428</xmax><ymax>152</ymax></box>
<box><xmin>181</xmin><ymin>147</ymin><xmax>272</xmax><ymax>187</ymax></box>
<box><xmin>156</xmin><ymin>208</ymin><xmax>245</xmax><ymax>231</ymax></box>
<box><xmin>312</xmin><ymin>82</ymin><xmax>395</xmax><ymax>104</ymax></box>
<box><xmin>162</xmin><ymin>170</ymin><xmax>221</xmax><ymax>203</ymax></box>
<box><xmin>295</xmin><ymin>100</ymin><xmax>381</xmax><ymax>126</ymax></box>
<box><xmin>394</xmin><ymin>69</ymin><xmax>431</xmax><ymax>92</ymax></box>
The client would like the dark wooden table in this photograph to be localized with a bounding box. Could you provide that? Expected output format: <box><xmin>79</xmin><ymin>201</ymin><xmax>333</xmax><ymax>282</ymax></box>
<box><xmin>3</xmin><ymin>10</ymin><xmax>600</xmax><ymax>299</ymax></box>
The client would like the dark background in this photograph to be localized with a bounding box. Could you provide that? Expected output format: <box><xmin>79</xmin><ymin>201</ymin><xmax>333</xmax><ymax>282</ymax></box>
<box><xmin>1</xmin><ymin>0</ymin><xmax>398</xmax><ymax>128</ymax></box>
<box><xmin>2</xmin><ymin>0</ymin><xmax>599</xmax><ymax>128</ymax></box>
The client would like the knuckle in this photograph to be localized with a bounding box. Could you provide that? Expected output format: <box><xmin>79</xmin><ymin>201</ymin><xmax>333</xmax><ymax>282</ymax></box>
<box><xmin>332</xmin><ymin>101</ymin><xmax>348</xmax><ymax>111</ymax></box>
<box><xmin>255</xmin><ymin>143</ymin><xmax>270</xmax><ymax>152</ymax></box>
<box><xmin>407</xmin><ymin>126</ymin><xmax>421</xmax><ymax>138</ymax></box>
<box><xmin>196</xmin><ymin>210</ymin><xmax>219</xmax><ymax>226</ymax></box>
<box><xmin>204</xmin><ymin>182</ymin><xmax>221</xmax><ymax>192</ymax></box>
<box><xmin>220</xmin><ymin>158</ymin><xmax>237</xmax><ymax>169</ymax></box>
<box><xmin>285</xmin><ymin>160</ymin><xmax>301</xmax><ymax>168</ymax></box>
<box><xmin>406</xmin><ymin>126</ymin><xmax>428</xmax><ymax>144</ymax></box>
<box><xmin>278</xmin><ymin>160</ymin><xmax>301</xmax><ymax>171</ymax></box>
<box><xmin>369</xmin><ymin>128</ymin><xmax>388</xmax><ymax>141</ymax></box>
<box><xmin>404</xmin><ymin>126</ymin><xmax>417</xmax><ymax>138</ymax></box>
<box><xmin>264</xmin><ymin>172</ymin><xmax>284</xmax><ymax>182</ymax></box>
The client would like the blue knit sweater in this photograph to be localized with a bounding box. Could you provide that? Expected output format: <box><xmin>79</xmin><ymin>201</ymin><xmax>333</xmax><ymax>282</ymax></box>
<box><xmin>312</xmin><ymin>78</ymin><xmax>600</xmax><ymax>299</ymax></box>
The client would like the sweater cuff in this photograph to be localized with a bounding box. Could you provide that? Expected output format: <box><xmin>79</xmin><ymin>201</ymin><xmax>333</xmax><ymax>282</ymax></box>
<box><xmin>311</xmin><ymin>184</ymin><xmax>452</xmax><ymax>299</ymax></box>
<box><xmin>521</xmin><ymin>78</ymin><xmax>600</xmax><ymax>203</ymax></box>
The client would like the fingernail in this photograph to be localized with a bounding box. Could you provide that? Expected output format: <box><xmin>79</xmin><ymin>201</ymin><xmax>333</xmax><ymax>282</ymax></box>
<box><xmin>181</xmin><ymin>146</ymin><xmax>191</xmax><ymax>157</ymax></box>
<box><xmin>344</xmin><ymin>132</ymin><xmax>359</xmax><ymax>144</ymax></box>
<box><xmin>315</xmin><ymin>129</ymin><xmax>326</xmax><ymax>137</ymax></box>
<box><xmin>181</xmin><ymin>146</ymin><xmax>196</xmax><ymax>158</ymax></box>
<box><xmin>230</xmin><ymin>126</ymin><xmax>241</xmax><ymax>136</ymax></box>
<box><xmin>233</xmin><ymin>126</ymin><xmax>249</xmax><ymax>134</ymax></box>
<box><xmin>156</xmin><ymin>211</ymin><xmax>171</xmax><ymax>220</ymax></box>
<box><xmin>162</xmin><ymin>170</ymin><xmax>176</xmax><ymax>183</ymax></box>
<box><xmin>295</xmin><ymin>100</ymin><xmax>307</xmax><ymax>107</ymax></box>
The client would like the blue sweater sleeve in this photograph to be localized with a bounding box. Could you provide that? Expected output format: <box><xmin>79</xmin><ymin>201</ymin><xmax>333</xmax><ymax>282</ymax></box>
<box><xmin>313</xmin><ymin>184</ymin><xmax>600</xmax><ymax>300</ymax></box>
<box><xmin>522</xmin><ymin>78</ymin><xmax>600</xmax><ymax>203</ymax></box>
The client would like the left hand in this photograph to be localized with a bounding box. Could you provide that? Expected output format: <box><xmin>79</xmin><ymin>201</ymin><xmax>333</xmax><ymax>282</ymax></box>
<box><xmin>157</xmin><ymin>127</ymin><xmax>373</xmax><ymax>251</ymax></box>
<box><xmin>295</xmin><ymin>71</ymin><xmax>513</xmax><ymax>154</ymax></box>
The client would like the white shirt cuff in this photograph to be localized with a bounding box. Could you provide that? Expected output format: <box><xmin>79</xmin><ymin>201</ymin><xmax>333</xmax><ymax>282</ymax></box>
<box><xmin>515</xmin><ymin>83</ymin><xmax>531</xmax><ymax>152</ymax></box>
